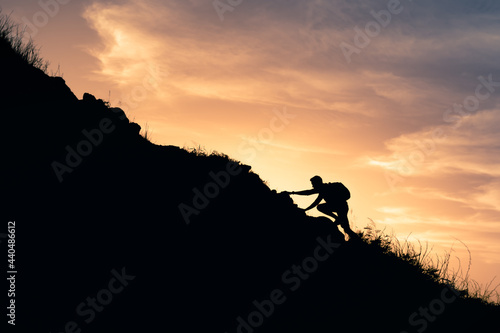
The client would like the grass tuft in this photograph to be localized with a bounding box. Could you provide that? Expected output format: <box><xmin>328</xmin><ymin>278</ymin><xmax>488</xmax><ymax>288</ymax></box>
<box><xmin>359</xmin><ymin>220</ymin><xmax>500</xmax><ymax>304</ymax></box>
<box><xmin>0</xmin><ymin>9</ymin><xmax>49</xmax><ymax>73</ymax></box>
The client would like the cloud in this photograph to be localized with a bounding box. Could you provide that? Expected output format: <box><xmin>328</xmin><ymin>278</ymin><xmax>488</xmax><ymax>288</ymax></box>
<box><xmin>372</xmin><ymin>108</ymin><xmax>500</xmax><ymax>177</ymax></box>
<box><xmin>82</xmin><ymin>1</ymin><xmax>167</xmax><ymax>83</ymax></box>
<box><xmin>77</xmin><ymin>1</ymin><xmax>399</xmax><ymax>111</ymax></box>
<box><xmin>81</xmin><ymin>0</ymin><xmax>500</xmax><ymax>125</ymax></box>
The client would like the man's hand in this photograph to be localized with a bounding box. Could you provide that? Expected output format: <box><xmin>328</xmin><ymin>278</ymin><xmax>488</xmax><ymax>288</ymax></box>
<box><xmin>282</xmin><ymin>191</ymin><xmax>291</xmax><ymax>195</ymax></box>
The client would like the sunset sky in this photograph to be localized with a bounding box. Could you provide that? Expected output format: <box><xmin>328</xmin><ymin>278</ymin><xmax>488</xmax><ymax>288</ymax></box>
<box><xmin>4</xmin><ymin>0</ymin><xmax>500</xmax><ymax>294</ymax></box>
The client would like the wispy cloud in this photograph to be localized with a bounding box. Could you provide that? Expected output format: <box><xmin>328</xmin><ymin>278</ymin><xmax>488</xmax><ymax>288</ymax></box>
<box><xmin>82</xmin><ymin>1</ymin><xmax>166</xmax><ymax>84</ymax></box>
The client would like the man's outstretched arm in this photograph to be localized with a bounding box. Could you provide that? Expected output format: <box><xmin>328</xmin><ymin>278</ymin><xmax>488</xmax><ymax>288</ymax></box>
<box><xmin>286</xmin><ymin>189</ymin><xmax>318</xmax><ymax>196</ymax></box>
<box><xmin>304</xmin><ymin>194</ymin><xmax>323</xmax><ymax>211</ymax></box>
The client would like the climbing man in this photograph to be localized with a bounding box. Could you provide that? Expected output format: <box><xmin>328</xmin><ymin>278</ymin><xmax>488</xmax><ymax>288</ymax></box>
<box><xmin>283</xmin><ymin>176</ymin><xmax>357</xmax><ymax>239</ymax></box>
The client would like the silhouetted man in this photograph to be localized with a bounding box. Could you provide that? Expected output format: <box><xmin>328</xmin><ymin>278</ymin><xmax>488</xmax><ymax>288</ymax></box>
<box><xmin>284</xmin><ymin>176</ymin><xmax>356</xmax><ymax>239</ymax></box>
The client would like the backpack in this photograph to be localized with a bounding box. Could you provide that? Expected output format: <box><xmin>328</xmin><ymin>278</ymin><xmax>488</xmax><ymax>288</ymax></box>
<box><xmin>324</xmin><ymin>182</ymin><xmax>350</xmax><ymax>201</ymax></box>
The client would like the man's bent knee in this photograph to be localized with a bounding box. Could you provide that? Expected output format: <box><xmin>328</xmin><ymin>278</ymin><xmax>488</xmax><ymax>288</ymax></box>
<box><xmin>317</xmin><ymin>204</ymin><xmax>328</xmax><ymax>214</ymax></box>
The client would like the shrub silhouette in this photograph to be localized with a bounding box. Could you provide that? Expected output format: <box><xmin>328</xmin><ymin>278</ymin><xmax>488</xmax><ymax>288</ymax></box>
<box><xmin>2</xmin><ymin>14</ymin><xmax>499</xmax><ymax>333</ymax></box>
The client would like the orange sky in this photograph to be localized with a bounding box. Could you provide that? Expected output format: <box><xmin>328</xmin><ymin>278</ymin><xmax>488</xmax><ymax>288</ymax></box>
<box><xmin>4</xmin><ymin>0</ymin><xmax>500</xmax><ymax>297</ymax></box>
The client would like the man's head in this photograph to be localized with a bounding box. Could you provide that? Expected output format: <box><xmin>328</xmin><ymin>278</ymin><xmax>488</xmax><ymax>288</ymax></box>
<box><xmin>310</xmin><ymin>175</ymin><xmax>323</xmax><ymax>189</ymax></box>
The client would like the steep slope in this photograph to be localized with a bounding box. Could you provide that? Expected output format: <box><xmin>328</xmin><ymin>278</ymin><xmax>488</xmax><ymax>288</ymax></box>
<box><xmin>2</xmin><ymin>33</ymin><xmax>499</xmax><ymax>333</ymax></box>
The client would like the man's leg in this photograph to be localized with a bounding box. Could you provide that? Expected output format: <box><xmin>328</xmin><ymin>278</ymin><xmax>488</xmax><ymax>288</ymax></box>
<box><xmin>317</xmin><ymin>203</ymin><xmax>338</xmax><ymax>220</ymax></box>
<box><xmin>337</xmin><ymin>211</ymin><xmax>357</xmax><ymax>239</ymax></box>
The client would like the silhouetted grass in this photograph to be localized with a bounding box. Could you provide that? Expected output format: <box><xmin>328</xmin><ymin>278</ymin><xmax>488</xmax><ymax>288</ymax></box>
<box><xmin>139</xmin><ymin>122</ymin><xmax>153</xmax><ymax>142</ymax></box>
<box><xmin>360</xmin><ymin>220</ymin><xmax>500</xmax><ymax>305</ymax></box>
<box><xmin>0</xmin><ymin>9</ymin><xmax>49</xmax><ymax>72</ymax></box>
<box><xmin>184</xmin><ymin>144</ymin><xmax>211</xmax><ymax>156</ymax></box>
<box><xmin>184</xmin><ymin>145</ymin><xmax>235</xmax><ymax>162</ymax></box>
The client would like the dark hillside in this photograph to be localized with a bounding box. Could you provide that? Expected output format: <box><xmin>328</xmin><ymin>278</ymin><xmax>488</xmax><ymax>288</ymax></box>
<box><xmin>2</xmin><ymin>20</ymin><xmax>499</xmax><ymax>333</ymax></box>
